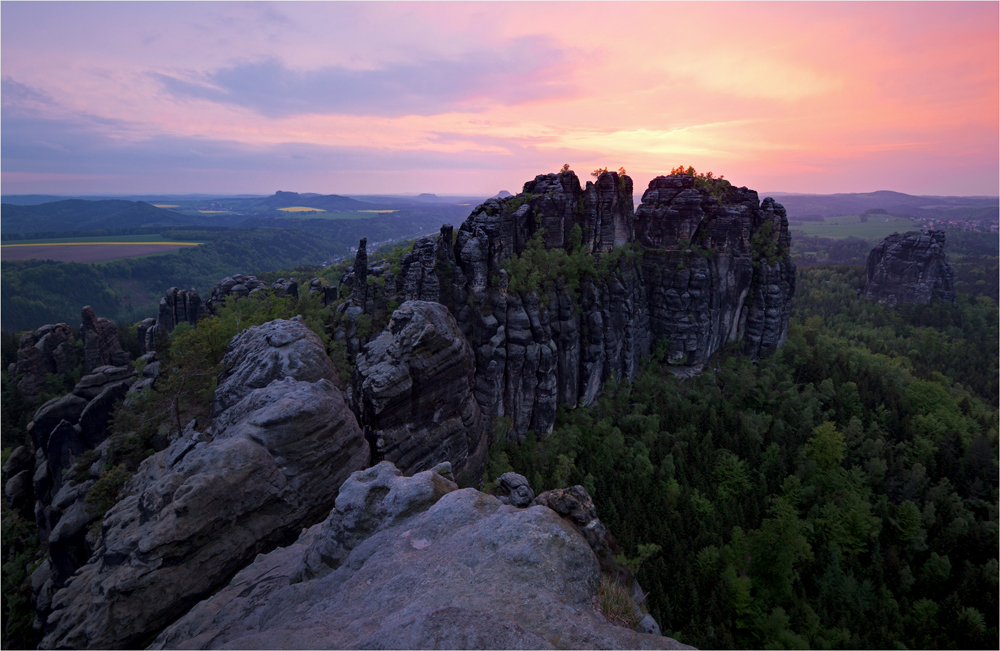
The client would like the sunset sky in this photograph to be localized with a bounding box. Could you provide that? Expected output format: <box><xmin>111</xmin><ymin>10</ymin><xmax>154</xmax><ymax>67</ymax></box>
<box><xmin>2</xmin><ymin>1</ymin><xmax>997</xmax><ymax>197</ymax></box>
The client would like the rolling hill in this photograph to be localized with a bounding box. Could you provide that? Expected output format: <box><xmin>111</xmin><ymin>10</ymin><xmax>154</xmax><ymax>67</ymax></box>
<box><xmin>0</xmin><ymin>200</ymin><xmax>200</xmax><ymax>235</ymax></box>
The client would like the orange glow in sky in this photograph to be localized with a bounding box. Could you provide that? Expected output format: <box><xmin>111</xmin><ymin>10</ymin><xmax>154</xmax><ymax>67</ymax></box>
<box><xmin>1</xmin><ymin>1</ymin><xmax>996</xmax><ymax>196</ymax></box>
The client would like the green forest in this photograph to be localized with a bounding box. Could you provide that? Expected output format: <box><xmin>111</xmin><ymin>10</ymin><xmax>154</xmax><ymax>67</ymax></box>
<box><xmin>489</xmin><ymin>266</ymin><xmax>998</xmax><ymax>649</ymax></box>
<box><xmin>0</xmin><ymin>228</ymin><xmax>344</xmax><ymax>332</ymax></box>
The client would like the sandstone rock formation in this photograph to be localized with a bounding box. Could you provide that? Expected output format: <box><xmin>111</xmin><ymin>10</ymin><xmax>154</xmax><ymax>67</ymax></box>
<box><xmin>40</xmin><ymin>318</ymin><xmax>369</xmax><ymax>649</ymax></box>
<box><xmin>342</xmin><ymin>169</ymin><xmax>795</xmax><ymax>441</ymax></box>
<box><xmin>10</xmin><ymin>323</ymin><xmax>79</xmax><ymax>401</ymax></box>
<box><xmin>210</xmin><ymin>316</ymin><xmax>342</xmax><ymax>417</ymax></box>
<box><xmin>864</xmin><ymin>230</ymin><xmax>956</xmax><ymax>305</ymax></box>
<box><xmin>150</xmin><ymin>462</ymin><xmax>690</xmax><ymax>650</ymax></box>
<box><xmin>80</xmin><ymin>306</ymin><xmax>128</xmax><ymax>374</ymax></box>
<box><xmin>12</xmin><ymin>358</ymin><xmax>140</xmax><ymax>634</ymax></box>
<box><xmin>353</xmin><ymin>301</ymin><xmax>486</xmax><ymax>484</ymax></box>
<box><xmin>138</xmin><ymin>276</ymin><xmax>298</xmax><ymax>353</ymax></box>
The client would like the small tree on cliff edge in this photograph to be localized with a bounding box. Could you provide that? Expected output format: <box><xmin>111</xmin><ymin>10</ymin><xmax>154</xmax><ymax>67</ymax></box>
<box><xmin>670</xmin><ymin>164</ymin><xmax>733</xmax><ymax>203</ymax></box>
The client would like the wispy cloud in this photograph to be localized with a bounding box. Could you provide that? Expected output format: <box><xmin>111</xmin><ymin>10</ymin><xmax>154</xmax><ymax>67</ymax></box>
<box><xmin>1</xmin><ymin>76</ymin><xmax>56</xmax><ymax>110</ymax></box>
<box><xmin>154</xmin><ymin>36</ymin><xmax>578</xmax><ymax>118</ymax></box>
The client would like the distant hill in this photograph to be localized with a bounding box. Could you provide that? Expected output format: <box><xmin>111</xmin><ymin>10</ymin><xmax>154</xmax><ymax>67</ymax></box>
<box><xmin>494</xmin><ymin>190</ymin><xmax>513</xmax><ymax>199</ymax></box>
<box><xmin>1</xmin><ymin>194</ymin><xmax>269</xmax><ymax>205</ymax></box>
<box><xmin>0</xmin><ymin>200</ymin><xmax>201</xmax><ymax>235</ymax></box>
<box><xmin>766</xmin><ymin>191</ymin><xmax>998</xmax><ymax>221</ymax></box>
<box><xmin>258</xmin><ymin>191</ymin><xmax>373</xmax><ymax>211</ymax></box>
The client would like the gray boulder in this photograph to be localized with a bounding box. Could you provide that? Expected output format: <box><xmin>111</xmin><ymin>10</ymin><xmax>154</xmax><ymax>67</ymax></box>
<box><xmin>5</xmin><ymin>469</ymin><xmax>33</xmax><ymax>519</ymax></box>
<box><xmin>72</xmin><ymin>365</ymin><xmax>134</xmax><ymax>400</ymax></box>
<box><xmin>2</xmin><ymin>444</ymin><xmax>34</xmax><ymax>481</ymax></box>
<box><xmin>496</xmin><ymin>471</ymin><xmax>535</xmax><ymax>507</ymax></box>
<box><xmin>151</xmin><ymin>462</ymin><xmax>689</xmax><ymax>650</ymax></box>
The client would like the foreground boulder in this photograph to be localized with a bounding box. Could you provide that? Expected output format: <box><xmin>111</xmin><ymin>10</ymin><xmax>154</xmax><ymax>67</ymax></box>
<box><xmin>354</xmin><ymin>301</ymin><xmax>487</xmax><ymax>485</ymax></box>
<box><xmin>864</xmin><ymin>230</ymin><xmax>955</xmax><ymax>305</ymax></box>
<box><xmin>151</xmin><ymin>462</ymin><xmax>690</xmax><ymax>650</ymax></box>
<box><xmin>40</xmin><ymin>319</ymin><xmax>368</xmax><ymax>649</ymax></box>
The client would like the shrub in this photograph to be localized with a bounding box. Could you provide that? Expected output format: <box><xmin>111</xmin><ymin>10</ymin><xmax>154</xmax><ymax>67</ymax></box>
<box><xmin>85</xmin><ymin>463</ymin><xmax>131</xmax><ymax>517</ymax></box>
<box><xmin>595</xmin><ymin>574</ymin><xmax>643</xmax><ymax>629</ymax></box>
<box><xmin>669</xmin><ymin>165</ymin><xmax>735</xmax><ymax>204</ymax></box>
<box><xmin>0</xmin><ymin>502</ymin><xmax>40</xmax><ymax>649</ymax></box>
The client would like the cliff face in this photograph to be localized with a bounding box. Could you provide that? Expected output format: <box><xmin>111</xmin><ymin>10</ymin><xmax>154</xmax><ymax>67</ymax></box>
<box><xmin>347</xmin><ymin>170</ymin><xmax>795</xmax><ymax>441</ymax></box>
<box><xmin>864</xmin><ymin>230</ymin><xmax>955</xmax><ymax>305</ymax></box>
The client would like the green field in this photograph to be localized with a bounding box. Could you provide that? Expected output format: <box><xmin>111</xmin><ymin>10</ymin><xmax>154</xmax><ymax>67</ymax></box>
<box><xmin>791</xmin><ymin>214</ymin><xmax>921</xmax><ymax>239</ymax></box>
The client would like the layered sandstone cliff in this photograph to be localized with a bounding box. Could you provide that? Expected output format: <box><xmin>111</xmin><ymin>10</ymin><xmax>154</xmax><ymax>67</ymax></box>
<box><xmin>342</xmin><ymin>170</ymin><xmax>795</xmax><ymax>441</ymax></box>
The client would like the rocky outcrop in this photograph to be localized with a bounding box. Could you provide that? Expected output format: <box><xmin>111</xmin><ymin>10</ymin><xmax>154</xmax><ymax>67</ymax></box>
<box><xmin>40</xmin><ymin>318</ymin><xmax>369</xmax><ymax>650</ymax></box>
<box><xmin>12</xmin><ymin>357</ymin><xmax>141</xmax><ymax>635</ymax></box>
<box><xmin>150</xmin><ymin>461</ymin><xmax>689</xmax><ymax>650</ymax></box>
<box><xmin>864</xmin><ymin>230</ymin><xmax>956</xmax><ymax>305</ymax></box>
<box><xmin>203</xmin><ymin>274</ymin><xmax>267</xmax><ymax>312</ymax></box>
<box><xmin>349</xmin><ymin>237</ymin><xmax>370</xmax><ymax>307</ymax></box>
<box><xmin>343</xmin><ymin>169</ymin><xmax>794</xmax><ymax>442</ymax></box>
<box><xmin>353</xmin><ymin>301</ymin><xmax>486</xmax><ymax>484</ymax></box>
<box><xmin>139</xmin><ymin>277</ymin><xmax>300</xmax><ymax>353</ymax></box>
<box><xmin>80</xmin><ymin>306</ymin><xmax>128</xmax><ymax>374</ymax></box>
<box><xmin>9</xmin><ymin>323</ymin><xmax>79</xmax><ymax>401</ymax></box>
<box><xmin>210</xmin><ymin>316</ymin><xmax>342</xmax><ymax>418</ymax></box>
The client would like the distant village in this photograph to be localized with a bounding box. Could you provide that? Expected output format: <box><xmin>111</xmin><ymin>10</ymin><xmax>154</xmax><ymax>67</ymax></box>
<box><xmin>918</xmin><ymin>217</ymin><xmax>999</xmax><ymax>233</ymax></box>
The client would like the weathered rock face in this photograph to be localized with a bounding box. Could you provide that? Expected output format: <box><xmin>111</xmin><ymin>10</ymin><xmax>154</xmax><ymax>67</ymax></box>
<box><xmin>344</xmin><ymin>170</ymin><xmax>794</xmax><ymax>442</ymax></box>
<box><xmin>10</xmin><ymin>323</ymin><xmax>79</xmax><ymax>401</ymax></box>
<box><xmin>210</xmin><ymin>316</ymin><xmax>342</xmax><ymax>418</ymax></box>
<box><xmin>12</xmin><ymin>359</ymin><xmax>140</xmax><ymax>635</ymax></box>
<box><xmin>80</xmin><ymin>306</ymin><xmax>128</xmax><ymax>374</ymax></box>
<box><xmin>864</xmin><ymin>230</ymin><xmax>955</xmax><ymax>305</ymax></box>
<box><xmin>353</xmin><ymin>301</ymin><xmax>486</xmax><ymax>485</ymax></box>
<box><xmin>40</xmin><ymin>320</ymin><xmax>369</xmax><ymax>650</ymax></box>
<box><xmin>150</xmin><ymin>462</ymin><xmax>689</xmax><ymax>650</ymax></box>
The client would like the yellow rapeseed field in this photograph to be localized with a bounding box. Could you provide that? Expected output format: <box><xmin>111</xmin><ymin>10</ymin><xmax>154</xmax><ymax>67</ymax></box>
<box><xmin>277</xmin><ymin>206</ymin><xmax>326</xmax><ymax>213</ymax></box>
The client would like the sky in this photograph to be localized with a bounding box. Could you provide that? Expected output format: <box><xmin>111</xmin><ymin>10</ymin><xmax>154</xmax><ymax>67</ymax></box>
<box><xmin>1</xmin><ymin>1</ymin><xmax>997</xmax><ymax>197</ymax></box>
